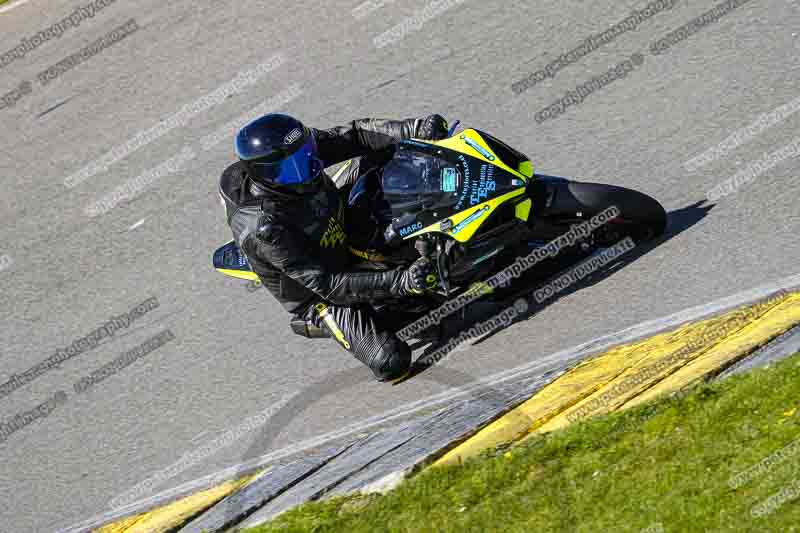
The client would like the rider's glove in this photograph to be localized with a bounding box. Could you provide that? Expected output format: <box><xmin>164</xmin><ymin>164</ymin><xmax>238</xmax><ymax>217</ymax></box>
<box><xmin>394</xmin><ymin>257</ymin><xmax>439</xmax><ymax>295</ymax></box>
<box><xmin>416</xmin><ymin>114</ymin><xmax>449</xmax><ymax>140</ymax></box>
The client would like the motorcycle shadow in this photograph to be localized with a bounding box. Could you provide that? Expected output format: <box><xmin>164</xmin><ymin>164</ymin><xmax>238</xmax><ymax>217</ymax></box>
<box><xmin>395</xmin><ymin>201</ymin><xmax>714</xmax><ymax>385</ymax></box>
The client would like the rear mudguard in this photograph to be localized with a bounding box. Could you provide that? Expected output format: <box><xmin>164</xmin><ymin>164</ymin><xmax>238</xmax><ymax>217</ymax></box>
<box><xmin>528</xmin><ymin>175</ymin><xmax>667</xmax><ymax>236</ymax></box>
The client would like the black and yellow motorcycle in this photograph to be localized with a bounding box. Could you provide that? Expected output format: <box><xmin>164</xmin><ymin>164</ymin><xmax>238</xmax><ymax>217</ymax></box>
<box><xmin>214</xmin><ymin>125</ymin><xmax>666</xmax><ymax>322</ymax></box>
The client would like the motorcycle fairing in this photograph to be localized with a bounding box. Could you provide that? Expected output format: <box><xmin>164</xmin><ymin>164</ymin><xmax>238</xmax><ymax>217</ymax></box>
<box><xmin>431</xmin><ymin>129</ymin><xmax>532</xmax><ymax>179</ymax></box>
<box><xmin>384</xmin><ymin>129</ymin><xmax>533</xmax><ymax>243</ymax></box>
<box><xmin>213</xmin><ymin>128</ymin><xmax>538</xmax><ymax>280</ymax></box>
<box><xmin>213</xmin><ymin>240</ymin><xmax>260</xmax><ymax>281</ymax></box>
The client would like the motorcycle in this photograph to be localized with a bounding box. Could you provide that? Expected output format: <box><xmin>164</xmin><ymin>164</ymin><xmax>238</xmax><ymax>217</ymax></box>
<box><xmin>213</xmin><ymin>123</ymin><xmax>666</xmax><ymax>335</ymax></box>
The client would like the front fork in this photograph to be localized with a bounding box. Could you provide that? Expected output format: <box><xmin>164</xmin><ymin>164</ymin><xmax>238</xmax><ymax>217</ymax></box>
<box><xmin>413</xmin><ymin>235</ymin><xmax>452</xmax><ymax>294</ymax></box>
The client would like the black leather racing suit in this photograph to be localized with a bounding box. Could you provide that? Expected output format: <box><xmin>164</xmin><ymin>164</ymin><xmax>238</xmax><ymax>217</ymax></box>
<box><xmin>219</xmin><ymin>118</ymin><xmax>433</xmax><ymax>381</ymax></box>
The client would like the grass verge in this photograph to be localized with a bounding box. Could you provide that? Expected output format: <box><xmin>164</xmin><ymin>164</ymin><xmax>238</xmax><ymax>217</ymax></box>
<box><xmin>243</xmin><ymin>353</ymin><xmax>800</xmax><ymax>532</ymax></box>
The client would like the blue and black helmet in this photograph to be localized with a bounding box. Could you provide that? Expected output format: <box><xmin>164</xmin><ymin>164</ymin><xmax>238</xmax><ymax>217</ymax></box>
<box><xmin>235</xmin><ymin>114</ymin><xmax>323</xmax><ymax>187</ymax></box>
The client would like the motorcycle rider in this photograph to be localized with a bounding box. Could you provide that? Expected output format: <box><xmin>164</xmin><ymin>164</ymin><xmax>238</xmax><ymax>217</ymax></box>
<box><xmin>219</xmin><ymin>113</ymin><xmax>450</xmax><ymax>382</ymax></box>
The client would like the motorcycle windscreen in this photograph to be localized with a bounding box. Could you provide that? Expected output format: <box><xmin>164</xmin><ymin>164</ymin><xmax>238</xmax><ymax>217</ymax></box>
<box><xmin>382</xmin><ymin>150</ymin><xmax>460</xmax><ymax>215</ymax></box>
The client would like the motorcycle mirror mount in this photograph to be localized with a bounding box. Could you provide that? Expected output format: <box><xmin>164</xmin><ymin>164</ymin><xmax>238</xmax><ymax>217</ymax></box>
<box><xmin>447</xmin><ymin>119</ymin><xmax>461</xmax><ymax>137</ymax></box>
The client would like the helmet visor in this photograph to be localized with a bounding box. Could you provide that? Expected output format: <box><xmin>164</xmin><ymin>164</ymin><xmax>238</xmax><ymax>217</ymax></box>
<box><xmin>248</xmin><ymin>136</ymin><xmax>323</xmax><ymax>186</ymax></box>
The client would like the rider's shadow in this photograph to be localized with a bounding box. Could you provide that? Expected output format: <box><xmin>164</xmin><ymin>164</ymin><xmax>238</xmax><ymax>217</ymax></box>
<box><xmin>399</xmin><ymin>200</ymin><xmax>715</xmax><ymax>382</ymax></box>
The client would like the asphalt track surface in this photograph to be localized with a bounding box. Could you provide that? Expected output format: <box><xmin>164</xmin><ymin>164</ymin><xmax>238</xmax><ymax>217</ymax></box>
<box><xmin>0</xmin><ymin>1</ymin><xmax>798</xmax><ymax>531</ymax></box>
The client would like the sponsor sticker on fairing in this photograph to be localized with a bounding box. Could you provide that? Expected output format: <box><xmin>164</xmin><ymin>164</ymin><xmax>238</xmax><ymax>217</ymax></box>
<box><xmin>441</xmin><ymin>167</ymin><xmax>458</xmax><ymax>192</ymax></box>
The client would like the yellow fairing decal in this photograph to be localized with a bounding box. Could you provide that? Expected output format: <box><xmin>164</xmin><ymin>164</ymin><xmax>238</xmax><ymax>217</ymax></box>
<box><xmin>415</xmin><ymin>129</ymin><xmax>530</xmax><ymax>181</ymax></box>
<box><xmin>515</xmin><ymin>198</ymin><xmax>532</xmax><ymax>222</ymax></box>
<box><xmin>216</xmin><ymin>268</ymin><xmax>260</xmax><ymax>281</ymax></box>
<box><xmin>518</xmin><ymin>160</ymin><xmax>534</xmax><ymax>178</ymax></box>
<box><xmin>408</xmin><ymin>187</ymin><xmax>526</xmax><ymax>242</ymax></box>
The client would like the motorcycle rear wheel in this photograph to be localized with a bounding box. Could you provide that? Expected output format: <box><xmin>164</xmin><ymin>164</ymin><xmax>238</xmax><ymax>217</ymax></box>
<box><xmin>530</xmin><ymin>179</ymin><xmax>667</xmax><ymax>244</ymax></box>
